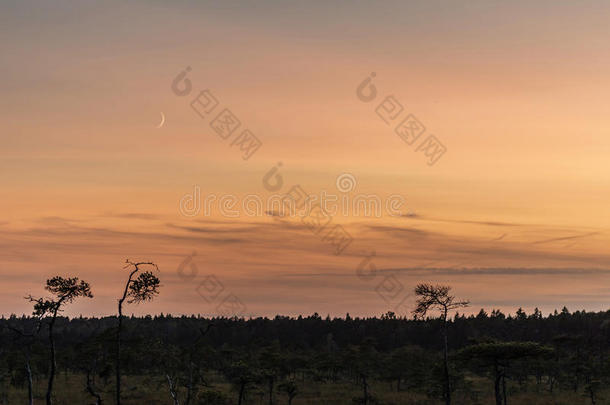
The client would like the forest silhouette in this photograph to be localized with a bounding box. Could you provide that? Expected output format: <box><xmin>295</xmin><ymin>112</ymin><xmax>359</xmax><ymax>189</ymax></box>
<box><xmin>1</xmin><ymin>264</ymin><xmax>609</xmax><ymax>405</ymax></box>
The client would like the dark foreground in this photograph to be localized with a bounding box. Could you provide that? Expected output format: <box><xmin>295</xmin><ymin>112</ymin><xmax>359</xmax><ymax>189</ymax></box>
<box><xmin>1</xmin><ymin>308</ymin><xmax>608</xmax><ymax>404</ymax></box>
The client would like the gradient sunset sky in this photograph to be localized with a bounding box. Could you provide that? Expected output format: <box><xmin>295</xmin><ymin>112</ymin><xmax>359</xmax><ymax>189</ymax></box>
<box><xmin>1</xmin><ymin>0</ymin><xmax>609</xmax><ymax>318</ymax></box>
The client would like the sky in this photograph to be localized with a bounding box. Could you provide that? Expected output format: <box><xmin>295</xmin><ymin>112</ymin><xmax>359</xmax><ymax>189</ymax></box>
<box><xmin>1</xmin><ymin>0</ymin><xmax>609</xmax><ymax>318</ymax></box>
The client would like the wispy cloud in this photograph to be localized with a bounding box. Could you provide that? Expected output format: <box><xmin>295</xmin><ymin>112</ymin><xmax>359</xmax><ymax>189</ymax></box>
<box><xmin>532</xmin><ymin>232</ymin><xmax>600</xmax><ymax>245</ymax></box>
<box><xmin>100</xmin><ymin>212</ymin><xmax>162</xmax><ymax>220</ymax></box>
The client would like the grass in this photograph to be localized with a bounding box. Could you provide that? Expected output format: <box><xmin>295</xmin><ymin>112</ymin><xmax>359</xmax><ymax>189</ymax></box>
<box><xmin>1</xmin><ymin>372</ymin><xmax>606</xmax><ymax>405</ymax></box>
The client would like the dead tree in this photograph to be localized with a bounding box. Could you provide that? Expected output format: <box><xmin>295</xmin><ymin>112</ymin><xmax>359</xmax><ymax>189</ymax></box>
<box><xmin>184</xmin><ymin>323</ymin><xmax>214</xmax><ymax>405</ymax></box>
<box><xmin>7</xmin><ymin>325</ymin><xmax>37</xmax><ymax>405</ymax></box>
<box><xmin>115</xmin><ymin>260</ymin><xmax>160</xmax><ymax>405</ymax></box>
<box><xmin>86</xmin><ymin>361</ymin><xmax>103</xmax><ymax>405</ymax></box>
<box><xmin>166</xmin><ymin>374</ymin><xmax>180</xmax><ymax>405</ymax></box>
<box><xmin>278</xmin><ymin>380</ymin><xmax>298</xmax><ymax>405</ymax></box>
<box><xmin>413</xmin><ymin>284</ymin><xmax>469</xmax><ymax>405</ymax></box>
<box><xmin>27</xmin><ymin>276</ymin><xmax>93</xmax><ymax>405</ymax></box>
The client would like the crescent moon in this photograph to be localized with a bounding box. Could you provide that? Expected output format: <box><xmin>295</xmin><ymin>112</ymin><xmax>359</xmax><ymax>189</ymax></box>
<box><xmin>156</xmin><ymin>112</ymin><xmax>165</xmax><ymax>128</ymax></box>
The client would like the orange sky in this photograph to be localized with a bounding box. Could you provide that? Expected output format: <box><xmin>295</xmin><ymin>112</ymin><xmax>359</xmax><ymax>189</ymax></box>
<box><xmin>1</xmin><ymin>1</ymin><xmax>609</xmax><ymax>318</ymax></box>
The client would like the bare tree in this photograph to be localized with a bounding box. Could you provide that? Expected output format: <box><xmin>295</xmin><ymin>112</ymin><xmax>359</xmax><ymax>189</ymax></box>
<box><xmin>86</xmin><ymin>360</ymin><xmax>103</xmax><ymax>405</ymax></box>
<box><xmin>166</xmin><ymin>374</ymin><xmax>180</xmax><ymax>405</ymax></box>
<box><xmin>27</xmin><ymin>276</ymin><xmax>93</xmax><ymax>405</ymax></box>
<box><xmin>7</xmin><ymin>325</ymin><xmax>37</xmax><ymax>405</ymax></box>
<box><xmin>115</xmin><ymin>259</ymin><xmax>160</xmax><ymax>405</ymax></box>
<box><xmin>162</xmin><ymin>321</ymin><xmax>215</xmax><ymax>405</ymax></box>
<box><xmin>185</xmin><ymin>323</ymin><xmax>214</xmax><ymax>405</ymax></box>
<box><xmin>278</xmin><ymin>380</ymin><xmax>298</xmax><ymax>405</ymax></box>
<box><xmin>412</xmin><ymin>284</ymin><xmax>469</xmax><ymax>405</ymax></box>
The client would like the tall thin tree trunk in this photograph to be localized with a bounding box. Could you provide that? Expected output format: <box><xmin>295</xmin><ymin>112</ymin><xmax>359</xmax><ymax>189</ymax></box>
<box><xmin>362</xmin><ymin>374</ymin><xmax>369</xmax><ymax>405</ymax></box>
<box><xmin>116</xmin><ymin>267</ymin><xmax>137</xmax><ymax>405</ymax></box>
<box><xmin>166</xmin><ymin>374</ymin><xmax>180</xmax><ymax>405</ymax></box>
<box><xmin>87</xmin><ymin>369</ymin><xmax>103</xmax><ymax>405</ymax></box>
<box><xmin>502</xmin><ymin>374</ymin><xmax>507</xmax><ymax>405</ymax></box>
<box><xmin>574</xmin><ymin>347</ymin><xmax>581</xmax><ymax>392</ymax></box>
<box><xmin>268</xmin><ymin>378</ymin><xmax>274</xmax><ymax>405</ymax></box>
<box><xmin>116</xmin><ymin>299</ymin><xmax>124</xmax><ymax>405</ymax></box>
<box><xmin>442</xmin><ymin>313</ymin><xmax>451</xmax><ymax>405</ymax></box>
<box><xmin>238</xmin><ymin>382</ymin><xmax>246</xmax><ymax>405</ymax></box>
<box><xmin>185</xmin><ymin>362</ymin><xmax>193</xmax><ymax>405</ymax></box>
<box><xmin>116</xmin><ymin>311</ymin><xmax>122</xmax><ymax>405</ymax></box>
<box><xmin>493</xmin><ymin>362</ymin><xmax>502</xmax><ymax>405</ymax></box>
<box><xmin>26</xmin><ymin>356</ymin><xmax>33</xmax><ymax>405</ymax></box>
<box><xmin>46</xmin><ymin>313</ymin><xmax>58</xmax><ymax>405</ymax></box>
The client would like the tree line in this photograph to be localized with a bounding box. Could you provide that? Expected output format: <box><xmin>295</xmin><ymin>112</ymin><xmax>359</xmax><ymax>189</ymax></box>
<box><xmin>0</xmin><ymin>261</ymin><xmax>608</xmax><ymax>405</ymax></box>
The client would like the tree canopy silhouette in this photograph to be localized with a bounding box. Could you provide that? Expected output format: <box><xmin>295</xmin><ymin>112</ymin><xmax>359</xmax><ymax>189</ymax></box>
<box><xmin>115</xmin><ymin>259</ymin><xmax>160</xmax><ymax>405</ymax></box>
<box><xmin>413</xmin><ymin>283</ymin><xmax>469</xmax><ymax>405</ymax></box>
<box><xmin>27</xmin><ymin>276</ymin><xmax>93</xmax><ymax>405</ymax></box>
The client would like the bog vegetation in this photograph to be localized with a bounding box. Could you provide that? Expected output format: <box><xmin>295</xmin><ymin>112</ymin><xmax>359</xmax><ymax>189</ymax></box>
<box><xmin>1</xmin><ymin>261</ymin><xmax>608</xmax><ymax>405</ymax></box>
